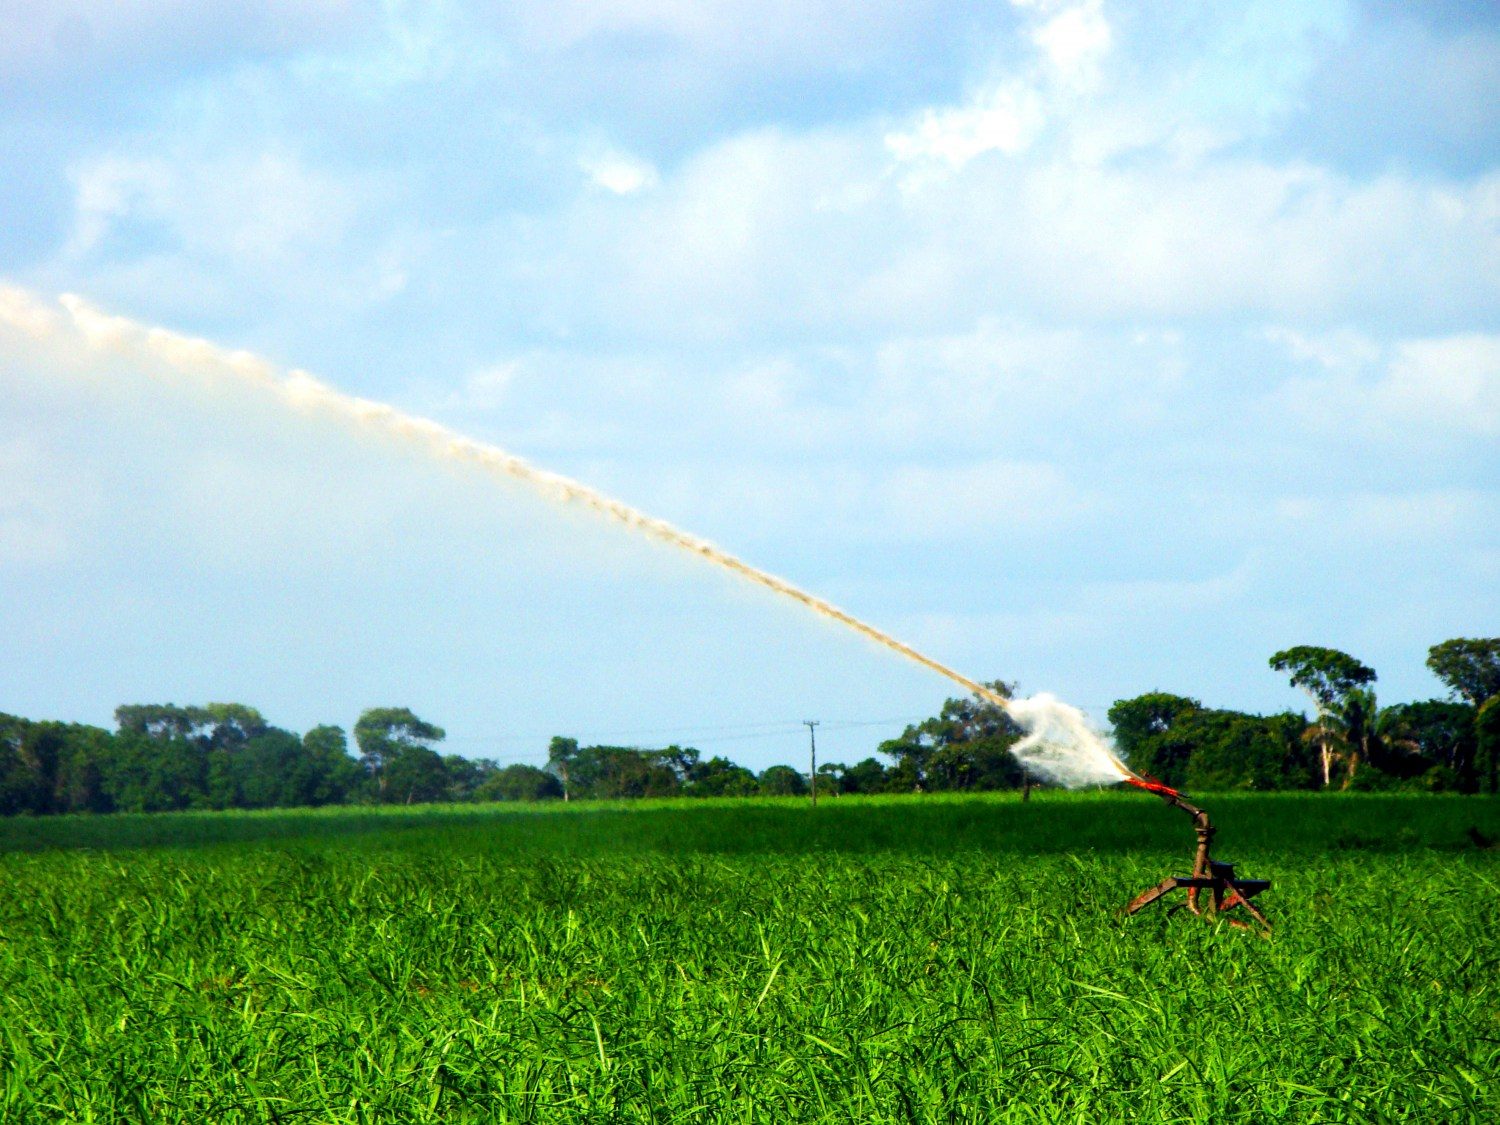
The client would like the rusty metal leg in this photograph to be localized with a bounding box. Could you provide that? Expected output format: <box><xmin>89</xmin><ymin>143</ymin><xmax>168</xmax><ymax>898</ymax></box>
<box><xmin>1236</xmin><ymin>893</ymin><xmax>1272</xmax><ymax>932</ymax></box>
<box><xmin>1126</xmin><ymin>877</ymin><xmax>1183</xmax><ymax>915</ymax></box>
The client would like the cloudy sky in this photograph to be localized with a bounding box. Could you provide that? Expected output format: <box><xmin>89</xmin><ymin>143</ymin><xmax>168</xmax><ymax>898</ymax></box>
<box><xmin>2</xmin><ymin>0</ymin><xmax>1496</xmax><ymax>770</ymax></box>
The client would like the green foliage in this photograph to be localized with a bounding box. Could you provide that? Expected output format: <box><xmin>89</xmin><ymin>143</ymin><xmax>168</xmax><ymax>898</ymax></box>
<box><xmin>837</xmin><ymin>756</ymin><xmax>890</xmax><ymax>794</ymax></box>
<box><xmin>303</xmin><ymin>725</ymin><xmax>363</xmax><ymax>804</ymax></box>
<box><xmin>0</xmin><ymin>795</ymin><xmax>1496</xmax><ymax>1123</ymax></box>
<box><xmin>0</xmin><ymin>713</ymin><xmax>46</xmax><ymax>815</ymax></box>
<box><xmin>1427</xmin><ymin>637</ymin><xmax>1500</xmax><ymax>707</ymax></box>
<box><xmin>474</xmin><ymin>763</ymin><xmax>564</xmax><ymax>802</ymax></box>
<box><xmin>1107</xmin><ymin>693</ymin><xmax>1203</xmax><ymax>787</ymax></box>
<box><xmin>1269</xmin><ymin>646</ymin><xmax>1377</xmax><ymax>711</ymax></box>
<box><xmin>555</xmin><ymin>744</ymin><xmax>686</xmax><ymax>799</ymax></box>
<box><xmin>50</xmin><ymin>723</ymin><xmax>115</xmax><ymax>813</ymax></box>
<box><xmin>354</xmin><ymin>707</ymin><xmax>447</xmax><ymax>804</ymax></box>
<box><xmin>1108</xmin><ymin>695</ymin><xmax>1311</xmax><ymax>791</ymax></box>
<box><xmin>106</xmin><ymin>730</ymin><xmax>208</xmax><ymax>812</ymax></box>
<box><xmin>1378</xmin><ymin>700</ymin><xmax>1478</xmax><ymax>788</ymax></box>
<box><xmin>1477</xmin><ymin>697</ymin><xmax>1500</xmax><ymax>796</ymax></box>
<box><xmin>1182</xmin><ymin>709</ymin><xmax>1309</xmax><ymax>791</ymax></box>
<box><xmin>878</xmin><ymin>681</ymin><xmax>1024</xmax><ymax>792</ymax></box>
<box><xmin>757</xmin><ymin>763</ymin><xmax>808</xmax><ymax>796</ymax></box>
<box><xmin>685</xmin><ymin>755</ymin><xmax>759</xmax><ymax>797</ymax></box>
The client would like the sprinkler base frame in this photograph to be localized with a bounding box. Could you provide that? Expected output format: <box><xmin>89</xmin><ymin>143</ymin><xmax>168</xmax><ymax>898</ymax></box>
<box><xmin>1124</xmin><ymin>780</ymin><xmax>1272</xmax><ymax>933</ymax></box>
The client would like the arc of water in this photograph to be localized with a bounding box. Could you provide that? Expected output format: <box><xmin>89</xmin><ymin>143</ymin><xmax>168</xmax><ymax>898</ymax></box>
<box><xmin>1</xmin><ymin>286</ymin><xmax>1138</xmax><ymax>786</ymax></box>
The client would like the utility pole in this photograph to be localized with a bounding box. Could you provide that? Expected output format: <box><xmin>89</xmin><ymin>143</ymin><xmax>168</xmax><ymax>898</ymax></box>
<box><xmin>804</xmin><ymin>720</ymin><xmax>820</xmax><ymax>807</ymax></box>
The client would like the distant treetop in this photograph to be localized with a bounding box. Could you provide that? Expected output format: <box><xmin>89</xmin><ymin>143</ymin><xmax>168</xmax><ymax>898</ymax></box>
<box><xmin>1426</xmin><ymin>638</ymin><xmax>1500</xmax><ymax>707</ymax></box>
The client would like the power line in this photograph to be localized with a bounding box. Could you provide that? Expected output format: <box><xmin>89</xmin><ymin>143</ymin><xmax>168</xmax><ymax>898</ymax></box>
<box><xmin>440</xmin><ymin>713</ymin><xmax>928</xmax><ymax>746</ymax></box>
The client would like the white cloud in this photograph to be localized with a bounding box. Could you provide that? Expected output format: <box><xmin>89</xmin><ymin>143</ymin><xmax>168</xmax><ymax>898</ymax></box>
<box><xmin>48</xmin><ymin>145</ymin><xmax>412</xmax><ymax>324</ymax></box>
<box><xmin>1031</xmin><ymin>0</ymin><xmax>1111</xmax><ymax>89</ymax></box>
<box><xmin>498</xmin><ymin>104</ymin><xmax>1500</xmax><ymax>350</ymax></box>
<box><xmin>579</xmin><ymin>150</ymin><xmax>659</xmax><ymax>195</ymax></box>
<box><xmin>886</xmin><ymin>1</ymin><xmax>1111</xmax><ymax>174</ymax></box>
<box><xmin>1379</xmin><ymin>335</ymin><xmax>1500</xmax><ymax>437</ymax></box>
<box><xmin>1272</xmin><ymin>330</ymin><xmax>1500</xmax><ymax>443</ymax></box>
<box><xmin>886</xmin><ymin>82</ymin><xmax>1046</xmax><ymax>170</ymax></box>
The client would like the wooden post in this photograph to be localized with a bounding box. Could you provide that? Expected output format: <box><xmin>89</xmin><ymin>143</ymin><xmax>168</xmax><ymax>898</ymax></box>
<box><xmin>804</xmin><ymin>720</ymin><xmax>819</xmax><ymax>807</ymax></box>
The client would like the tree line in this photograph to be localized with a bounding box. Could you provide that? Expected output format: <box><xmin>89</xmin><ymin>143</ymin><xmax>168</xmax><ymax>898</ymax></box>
<box><xmin>0</xmin><ymin>702</ymin><xmax>850</xmax><ymax>815</ymax></box>
<box><xmin>1</xmin><ymin>638</ymin><xmax>1495</xmax><ymax>816</ymax></box>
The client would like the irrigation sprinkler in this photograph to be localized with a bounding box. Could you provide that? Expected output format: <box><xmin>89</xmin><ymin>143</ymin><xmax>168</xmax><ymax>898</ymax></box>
<box><xmin>1123</xmin><ymin>777</ymin><xmax>1272</xmax><ymax>933</ymax></box>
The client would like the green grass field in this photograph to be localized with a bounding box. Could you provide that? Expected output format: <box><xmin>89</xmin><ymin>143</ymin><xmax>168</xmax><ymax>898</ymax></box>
<box><xmin>2</xmin><ymin>793</ymin><xmax>1497</xmax><ymax>1122</ymax></box>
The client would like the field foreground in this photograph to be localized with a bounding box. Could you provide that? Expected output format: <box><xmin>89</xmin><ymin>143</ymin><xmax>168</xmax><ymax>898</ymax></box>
<box><xmin>2</xmin><ymin>792</ymin><xmax>1497</xmax><ymax>1123</ymax></box>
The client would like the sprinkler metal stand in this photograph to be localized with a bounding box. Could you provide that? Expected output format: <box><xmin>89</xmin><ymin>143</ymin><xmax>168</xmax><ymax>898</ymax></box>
<box><xmin>1123</xmin><ymin>778</ymin><xmax>1271</xmax><ymax>933</ymax></box>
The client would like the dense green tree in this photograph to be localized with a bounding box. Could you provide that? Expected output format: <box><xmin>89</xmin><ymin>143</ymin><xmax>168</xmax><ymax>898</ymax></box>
<box><xmin>1426</xmin><ymin>638</ymin><xmax>1500</xmax><ymax>707</ymax></box>
<box><xmin>0</xmin><ymin>718</ymin><xmax>118</xmax><ymax>815</ymax></box>
<box><xmin>838</xmin><ymin>757</ymin><xmax>890</xmax><ymax>794</ymax></box>
<box><xmin>686</xmin><ymin>756</ymin><xmax>759</xmax><ymax>797</ymax></box>
<box><xmin>197</xmin><ymin>703</ymin><xmax>269</xmax><ymax>750</ymax></box>
<box><xmin>234</xmin><ymin>729</ymin><xmax>311</xmax><ymax>808</ymax></box>
<box><xmin>105</xmin><ymin>730</ymin><xmax>206</xmax><ymax>812</ymax></box>
<box><xmin>561</xmin><ymin>745</ymin><xmax>682</xmax><ymax>799</ymax></box>
<box><xmin>354</xmin><ymin>707</ymin><xmax>446</xmax><ymax>803</ymax></box>
<box><xmin>815</xmin><ymin>761</ymin><xmax>846</xmax><ymax>796</ymax></box>
<box><xmin>1332</xmin><ymin>686</ymin><xmax>1380</xmax><ymax>789</ymax></box>
<box><xmin>878</xmin><ymin>681</ymin><xmax>1024</xmax><ymax>792</ymax></box>
<box><xmin>437</xmin><ymin>754</ymin><xmax>484</xmax><ymax>802</ymax></box>
<box><xmin>0</xmin><ymin>714</ymin><xmax>47</xmax><ymax>815</ymax></box>
<box><xmin>1181</xmin><ymin>710</ymin><xmax>1308</xmax><ymax>791</ymax></box>
<box><xmin>1108</xmin><ymin>693</ymin><xmax>1202</xmax><ymax>788</ymax></box>
<box><xmin>51</xmin><ymin>724</ymin><xmax>115</xmax><ymax>813</ymax></box>
<box><xmin>1378</xmin><ymin>700</ymin><xmax>1478</xmax><ymax>789</ymax></box>
<box><xmin>476</xmin><ymin>763</ymin><xmax>564</xmax><ymax>802</ymax></box>
<box><xmin>1269</xmin><ymin>647</ymin><xmax>1378</xmax><ymax>710</ymax></box>
<box><xmin>302</xmin><ymin>725</ymin><xmax>363</xmax><ymax>805</ymax></box>
<box><xmin>303</xmin><ymin>724</ymin><xmax>349</xmax><ymax>759</ymax></box>
<box><xmin>1269</xmin><ymin>646</ymin><xmax>1377</xmax><ymax>787</ymax></box>
<box><xmin>205</xmin><ymin>744</ymin><xmax>240</xmax><ymax>809</ymax></box>
<box><xmin>381</xmin><ymin>743</ymin><xmax>448</xmax><ymax>805</ymax></box>
<box><xmin>758</xmin><ymin>765</ymin><xmax>808</xmax><ymax>796</ymax></box>
<box><xmin>1475</xmin><ymin>697</ymin><xmax>1500</xmax><ymax>796</ymax></box>
<box><xmin>1109</xmin><ymin>695</ymin><xmax>1311</xmax><ymax>791</ymax></box>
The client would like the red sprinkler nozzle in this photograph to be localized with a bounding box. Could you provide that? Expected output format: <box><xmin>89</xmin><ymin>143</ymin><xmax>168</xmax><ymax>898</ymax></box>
<box><xmin>1126</xmin><ymin>775</ymin><xmax>1182</xmax><ymax>799</ymax></box>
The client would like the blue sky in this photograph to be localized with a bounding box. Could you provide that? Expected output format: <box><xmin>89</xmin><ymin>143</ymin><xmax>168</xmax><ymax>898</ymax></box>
<box><xmin>2</xmin><ymin>0</ymin><xmax>1496</xmax><ymax>771</ymax></box>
